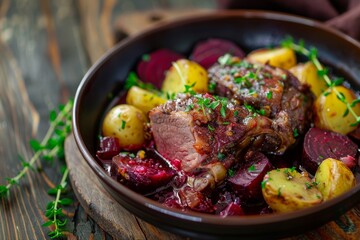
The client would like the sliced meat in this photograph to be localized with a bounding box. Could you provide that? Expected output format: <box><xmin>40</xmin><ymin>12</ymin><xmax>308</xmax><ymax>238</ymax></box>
<box><xmin>149</xmin><ymin>94</ymin><xmax>285</xmax><ymax>174</ymax></box>
<box><xmin>208</xmin><ymin>60</ymin><xmax>313</xmax><ymax>145</ymax></box>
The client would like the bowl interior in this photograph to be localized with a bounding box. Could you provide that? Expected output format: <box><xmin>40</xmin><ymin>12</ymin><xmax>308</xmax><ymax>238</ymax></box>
<box><xmin>73</xmin><ymin>11</ymin><xmax>360</xmax><ymax>239</ymax></box>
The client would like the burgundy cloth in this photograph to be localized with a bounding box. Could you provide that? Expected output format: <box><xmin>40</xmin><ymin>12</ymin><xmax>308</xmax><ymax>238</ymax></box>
<box><xmin>218</xmin><ymin>0</ymin><xmax>360</xmax><ymax>41</ymax></box>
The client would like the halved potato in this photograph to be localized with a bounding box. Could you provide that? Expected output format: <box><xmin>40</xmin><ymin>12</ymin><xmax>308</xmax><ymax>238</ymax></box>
<box><xmin>102</xmin><ymin>104</ymin><xmax>147</xmax><ymax>149</ymax></box>
<box><xmin>315</xmin><ymin>158</ymin><xmax>356</xmax><ymax>200</ymax></box>
<box><xmin>247</xmin><ymin>47</ymin><xmax>296</xmax><ymax>69</ymax></box>
<box><xmin>314</xmin><ymin>86</ymin><xmax>360</xmax><ymax>135</ymax></box>
<box><xmin>161</xmin><ymin>59</ymin><xmax>208</xmax><ymax>94</ymax></box>
<box><xmin>126</xmin><ymin>86</ymin><xmax>166</xmax><ymax>114</ymax></box>
<box><xmin>262</xmin><ymin>168</ymin><xmax>323</xmax><ymax>213</ymax></box>
<box><xmin>290</xmin><ymin>62</ymin><xmax>328</xmax><ymax>97</ymax></box>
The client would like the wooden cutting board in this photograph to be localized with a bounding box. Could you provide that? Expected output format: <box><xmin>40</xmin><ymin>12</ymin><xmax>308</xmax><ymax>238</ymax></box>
<box><xmin>65</xmin><ymin>134</ymin><xmax>360</xmax><ymax>239</ymax></box>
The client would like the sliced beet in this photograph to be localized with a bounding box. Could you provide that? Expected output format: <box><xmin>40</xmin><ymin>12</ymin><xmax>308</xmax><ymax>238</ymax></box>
<box><xmin>220</xmin><ymin>202</ymin><xmax>245</xmax><ymax>217</ymax></box>
<box><xmin>136</xmin><ymin>49</ymin><xmax>183</xmax><ymax>88</ymax></box>
<box><xmin>302</xmin><ymin>128</ymin><xmax>358</xmax><ymax>174</ymax></box>
<box><xmin>191</xmin><ymin>38</ymin><xmax>245</xmax><ymax>69</ymax></box>
<box><xmin>112</xmin><ymin>150</ymin><xmax>176</xmax><ymax>193</ymax></box>
<box><xmin>228</xmin><ymin>151</ymin><xmax>273</xmax><ymax>201</ymax></box>
<box><xmin>96</xmin><ymin>137</ymin><xmax>121</xmax><ymax>161</ymax></box>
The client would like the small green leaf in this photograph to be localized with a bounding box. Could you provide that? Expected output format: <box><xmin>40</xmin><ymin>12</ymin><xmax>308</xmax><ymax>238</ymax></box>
<box><xmin>343</xmin><ymin>108</ymin><xmax>349</xmax><ymax>117</ymax></box>
<box><xmin>333</xmin><ymin>77</ymin><xmax>344</xmax><ymax>86</ymax></box>
<box><xmin>142</xmin><ymin>54</ymin><xmax>150</xmax><ymax>62</ymax></box>
<box><xmin>47</xmin><ymin>188</ymin><xmax>58</xmax><ymax>195</ymax></box>
<box><xmin>336</xmin><ymin>92</ymin><xmax>346</xmax><ymax>103</ymax></box>
<box><xmin>5</xmin><ymin>178</ymin><xmax>19</xmax><ymax>186</ymax></box>
<box><xmin>351</xmin><ymin>99</ymin><xmax>360</xmax><ymax>107</ymax></box>
<box><xmin>228</xmin><ymin>168</ymin><xmax>235</xmax><ymax>177</ymax></box>
<box><xmin>49</xmin><ymin>110</ymin><xmax>57</xmax><ymax>122</ymax></box>
<box><xmin>309</xmin><ymin>47</ymin><xmax>318</xmax><ymax>61</ymax></box>
<box><xmin>317</xmin><ymin>68</ymin><xmax>329</xmax><ymax>78</ymax></box>
<box><xmin>42</xmin><ymin>221</ymin><xmax>54</xmax><ymax>227</ymax></box>
<box><xmin>0</xmin><ymin>185</ymin><xmax>9</xmax><ymax>198</ymax></box>
<box><xmin>29</xmin><ymin>139</ymin><xmax>42</xmax><ymax>151</ymax></box>
<box><xmin>59</xmin><ymin>198</ymin><xmax>73</xmax><ymax>206</ymax></box>
<box><xmin>266</xmin><ymin>91</ymin><xmax>273</xmax><ymax>100</ymax></box>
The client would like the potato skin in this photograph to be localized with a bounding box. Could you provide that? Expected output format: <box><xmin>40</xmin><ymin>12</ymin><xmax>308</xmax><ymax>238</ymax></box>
<box><xmin>247</xmin><ymin>47</ymin><xmax>296</xmax><ymax>70</ymax></box>
<box><xmin>126</xmin><ymin>86</ymin><xmax>166</xmax><ymax>114</ymax></box>
<box><xmin>102</xmin><ymin>104</ymin><xmax>147</xmax><ymax>149</ymax></box>
<box><xmin>290</xmin><ymin>62</ymin><xmax>328</xmax><ymax>97</ymax></box>
<box><xmin>314</xmin><ymin>86</ymin><xmax>360</xmax><ymax>135</ymax></box>
<box><xmin>161</xmin><ymin>59</ymin><xmax>208</xmax><ymax>94</ymax></box>
<box><xmin>315</xmin><ymin>158</ymin><xmax>356</xmax><ymax>200</ymax></box>
<box><xmin>262</xmin><ymin>168</ymin><xmax>323</xmax><ymax>213</ymax></box>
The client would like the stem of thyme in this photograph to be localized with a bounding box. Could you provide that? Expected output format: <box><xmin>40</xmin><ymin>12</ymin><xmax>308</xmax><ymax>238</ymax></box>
<box><xmin>281</xmin><ymin>37</ymin><xmax>360</xmax><ymax>126</ymax></box>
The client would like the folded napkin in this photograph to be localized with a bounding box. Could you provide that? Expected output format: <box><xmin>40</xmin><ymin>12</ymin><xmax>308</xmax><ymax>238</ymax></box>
<box><xmin>218</xmin><ymin>0</ymin><xmax>360</xmax><ymax>41</ymax></box>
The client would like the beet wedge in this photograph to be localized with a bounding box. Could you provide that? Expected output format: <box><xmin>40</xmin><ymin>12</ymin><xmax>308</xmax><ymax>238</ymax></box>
<box><xmin>302</xmin><ymin>128</ymin><xmax>358</xmax><ymax>174</ymax></box>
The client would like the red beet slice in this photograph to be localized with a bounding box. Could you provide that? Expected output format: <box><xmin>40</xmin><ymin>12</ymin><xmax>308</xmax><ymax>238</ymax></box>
<box><xmin>220</xmin><ymin>202</ymin><xmax>245</xmax><ymax>217</ymax></box>
<box><xmin>96</xmin><ymin>137</ymin><xmax>121</xmax><ymax>161</ymax></box>
<box><xmin>191</xmin><ymin>38</ymin><xmax>245</xmax><ymax>69</ymax></box>
<box><xmin>112</xmin><ymin>150</ymin><xmax>176</xmax><ymax>193</ymax></box>
<box><xmin>228</xmin><ymin>151</ymin><xmax>273</xmax><ymax>201</ymax></box>
<box><xmin>136</xmin><ymin>49</ymin><xmax>183</xmax><ymax>88</ymax></box>
<box><xmin>302</xmin><ymin>128</ymin><xmax>358</xmax><ymax>174</ymax></box>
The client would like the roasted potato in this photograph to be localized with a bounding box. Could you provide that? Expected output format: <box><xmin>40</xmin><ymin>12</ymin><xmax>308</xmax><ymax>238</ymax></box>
<box><xmin>290</xmin><ymin>62</ymin><xmax>328</xmax><ymax>97</ymax></box>
<box><xmin>247</xmin><ymin>47</ymin><xmax>296</xmax><ymax>69</ymax></box>
<box><xmin>314</xmin><ymin>86</ymin><xmax>360</xmax><ymax>135</ymax></box>
<box><xmin>126</xmin><ymin>86</ymin><xmax>166</xmax><ymax>114</ymax></box>
<box><xmin>161</xmin><ymin>59</ymin><xmax>208</xmax><ymax>94</ymax></box>
<box><xmin>102</xmin><ymin>104</ymin><xmax>147</xmax><ymax>149</ymax></box>
<box><xmin>315</xmin><ymin>158</ymin><xmax>355</xmax><ymax>200</ymax></box>
<box><xmin>262</xmin><ymin>168</ymin><xmax>323</xmax><ymax>213</ymax></box>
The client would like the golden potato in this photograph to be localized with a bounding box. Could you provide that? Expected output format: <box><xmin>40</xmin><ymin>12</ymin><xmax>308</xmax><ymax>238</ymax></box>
<box><xmin>262</xmin><ymin>168</ymin><xmax>323</xmax><ymax>213</ymax></box>
<box><xmin>247</xmin><ymin>47</ymin><xmax>296</xmax><ymax>69</ymax></box>
<box><xmin>102</xmin><ymin>104</ymin><xmax>147</xmax><ymax>148</ymax></box>
<box><xmin>314</xmin><ymin>86</ymin><xmax>360</xmax><ymax>135</ymax></box>
<box><xmin>126</xmin><ymin>86</ymin><xmax>166</xmax><ymax>114</ymax></box>
<box><xmin>315</xmin><ymin>158</ymin><xmax>355</xmax><ymax>200</ymax></box>
<box><xmin>290</xmin><ymin>62</ymin><xmax>328</xmax><ymax>97</ymax></box>
<box><xmin>161</xmin><ymin>59</ymin><xmax>208</xmax><ymax>94</ymax></box>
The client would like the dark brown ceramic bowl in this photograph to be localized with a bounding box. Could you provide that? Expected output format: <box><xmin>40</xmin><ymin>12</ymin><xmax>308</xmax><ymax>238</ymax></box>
<box><xmin>73</xmin><ymin>10</ymin><xmax>360</xmax><ymax>239</ymax></box>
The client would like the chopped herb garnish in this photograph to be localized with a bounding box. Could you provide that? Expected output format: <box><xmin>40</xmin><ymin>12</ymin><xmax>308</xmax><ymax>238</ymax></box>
<box><xmin>293</xmin><ymin>128</ymin><xmax>299</xmax><ymax>138</ymax></box>
<box><xmin>266</xmin><ymin>91</ymin><xmax>273</xmax><ymax>100</ymax></box>
<box><xmin>305</xmin><ymin>182</ymin><xmax>313</xmax><ymax>189</ymax></box>
<box><xmin>208</xmin><ymin>124</ymin><xmax>215</xmax><ymax>132</ymax></box>
<box><xmin>261</xmin><ymin>179</ymin><xmax>267</xmax><ymax>189</ymax></box>
<box><xmin>121</xmin><ymin>120</ymin><xmax>126</xmax><ymax>129</ymax></box>
<box><xmin>277</xmin><ymin>187</ymin><xmax>282</xmax><ymax>197</ymax></box>
<box><xmin>142</xmin><ymin>54</ymin><xmax>150</xmax><ymax>62</ymax></box>
<box><xmin>185</xmin><ymin>103</ymin><xmax>194</xmax><ymax>112</ymax></box>
<box><xmin>218</xmin><ymin>53</ymin><xmax>233</xmax><ymax>66</ymax></box>
<box><xmin>228</xmin><ymin>168</ymin><xmax>235</xmax><ymax>177</ymax></box>
<box><xmin>234</xmin><ymin>110</ymin><xmax>239</xmax><ymax>117</ymax></box>
<box><xmin>281</xmin><ymin>74</ymin><xmax>287</xmax><ymax>80</ymax></box>
<box><xmin>248</xmin><ymin>164</ymin><xmax>256</xmax><ymax>172</ymax></box>
<box><xmin>184</xmin><ymin>82</ymin><xmax>197</xmax><ymax>95</ymax></box>
<box><xmin>124</xmin><ymin>72</ymin><xmax>159</xmax><ymax>93</ymax></box>
<box><xmin>222</xmin><ymin>122</ymin><xmax>230</xmax><ymax>125</ymax></box>
<box><xmin>217</xmin><ymin>152</ymin><xmax>226</xmax><ymax>160</ymax></box>
<box><xmin>209</xmin><ymin>82</ymin><xmax>216</xmax><ymax>92</ymax></box>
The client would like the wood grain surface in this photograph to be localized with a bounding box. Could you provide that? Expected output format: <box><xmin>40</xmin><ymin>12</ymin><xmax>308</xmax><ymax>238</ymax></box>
<box><xmin>1</xmin><ymin>0</ymin><xmax>359</xmax><ymax>239</ymax></box>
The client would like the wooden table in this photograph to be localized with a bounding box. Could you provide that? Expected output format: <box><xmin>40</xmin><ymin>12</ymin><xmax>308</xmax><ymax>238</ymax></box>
<box><xmin>1</xmin><ymin>1</ymin><xmax>360</xmax><ymax>239</ymax></box>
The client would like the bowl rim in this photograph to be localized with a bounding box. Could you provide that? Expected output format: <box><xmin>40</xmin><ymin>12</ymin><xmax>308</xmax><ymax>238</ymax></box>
<box><xmin>73</xmin><ymin>9</ymin><xmax>360</xmax><ymax>228</ymax></box>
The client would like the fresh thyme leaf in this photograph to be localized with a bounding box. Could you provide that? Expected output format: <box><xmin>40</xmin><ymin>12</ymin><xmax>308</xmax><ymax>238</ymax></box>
<box><xmin>248</xmin><ymin>164</ymin><xmax>256</xmax><ymax>172</ymax></box>
<box><xmin>208</xmin><ymin>124</ymin><xmax>215</xmax><ymax>132</ymax></box>
<box><xmin>343</xmin><ymin>108</ymin><xmax>349</xmax><ymax>117</ymax></box>
<box><xmin>266</xmin><ymin>91</ymin><xmax>273</xmax><ymax>100</ymax></box>
<box><xmin>351</xmin><ymin>99</ymin><xmax>360</xmax><ymax>107</ymax></box>
<box><xmin>228</xmin><ymin>168</ymin><xmax>235</xmax><ymax>177</ymax></box>
<box><xmin>209</xmin><ymin>82</ymin><xmax>216</xmax><ymax>92</ymax></box>
<box><xmin>293</xmin><ymin>128</ymin><xmax>299</xmax><ymax>138</ymax></box>
<box><xmin>0</xmin><ymin>185</ymin><xmax>8</xmax><ymax>198</ymax></box>
<box><xmin>30</xmin><ymin>139</ymin><xmax>42</xmax><ymax>151</ymax></box>
<box><xmin>49</xmin><ymin>110</ymin><xmax>57</xmax><ymax>122</ymax></box>
<box><xmin>142</xmin><ymin>54</ymin><xmax>150</xmax><ymax>62</ymax></box>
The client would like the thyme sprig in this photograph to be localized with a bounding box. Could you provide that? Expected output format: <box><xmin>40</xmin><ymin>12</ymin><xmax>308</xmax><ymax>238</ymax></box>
<box><xmin>43</xmin><ymin>168</ymin><xmax>72</xmax><ymax>239</ymax></box>
<box><xmin>0</xmin><ymin>100</ymin><xmax>73</xmax><ymax>198</ymax></box>
<box><xmin>281</xmin><ymin>36</ymin><xmax>360</xmax><ymax>126</ymax></box>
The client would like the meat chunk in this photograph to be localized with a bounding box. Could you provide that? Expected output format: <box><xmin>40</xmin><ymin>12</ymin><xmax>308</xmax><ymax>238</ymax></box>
<box><xmin>149</xmin><ymin>94</ymin><xmax>285</xmax><ymax>174</ymax></box>
<box><xmin>208</xmin><ymin>60</ymin><xmax>313</xmax><ymax>145</ymax></box>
